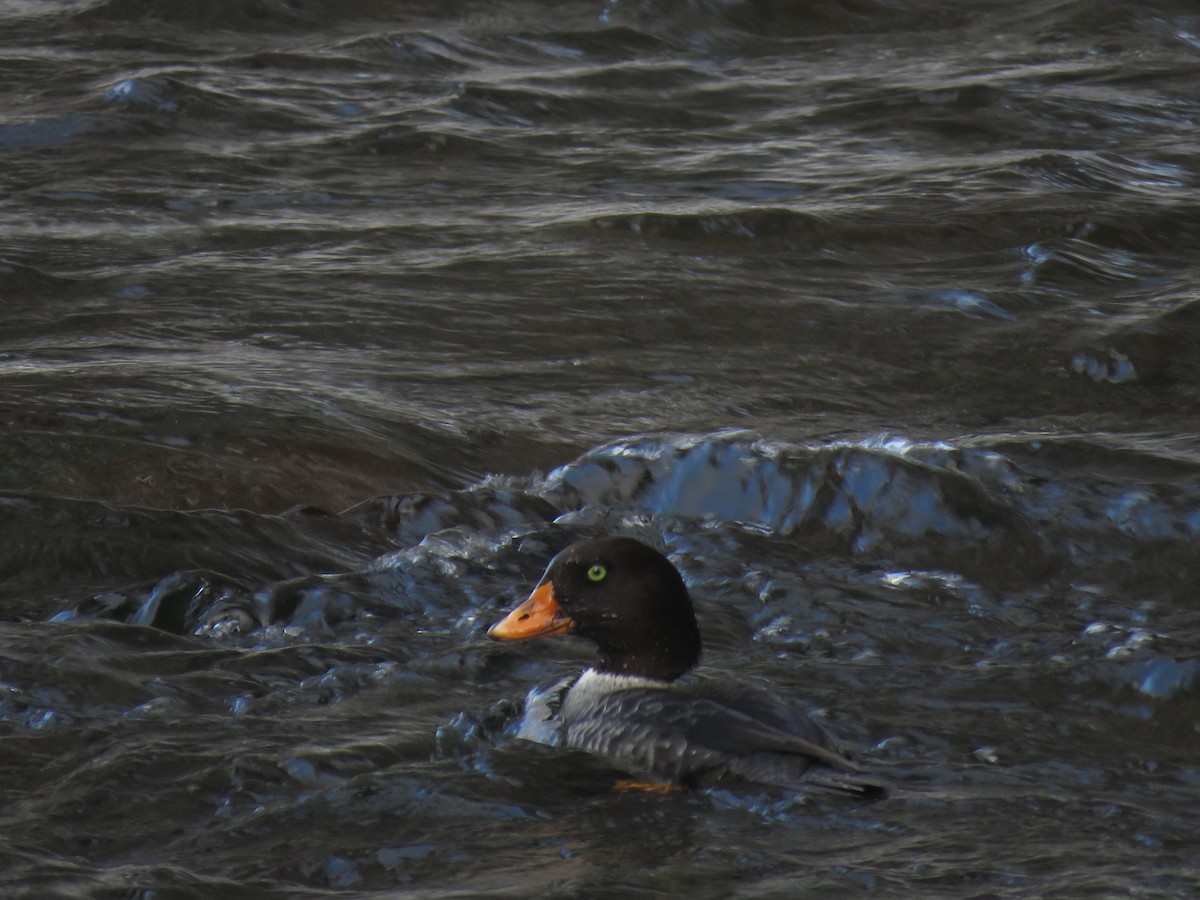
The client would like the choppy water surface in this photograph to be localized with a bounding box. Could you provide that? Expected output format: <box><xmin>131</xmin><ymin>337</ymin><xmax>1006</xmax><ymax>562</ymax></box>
<box><xmin>3</xmin><ymin>0</ymin><xmax>1200</xmax><ymax>895</ymax></box>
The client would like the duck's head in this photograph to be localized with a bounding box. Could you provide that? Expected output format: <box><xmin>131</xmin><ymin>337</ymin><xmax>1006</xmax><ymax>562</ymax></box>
<box><xmin>487</xmin><ymin>536</ymin><xmax>702</xmax><ymax>681</ymax></box>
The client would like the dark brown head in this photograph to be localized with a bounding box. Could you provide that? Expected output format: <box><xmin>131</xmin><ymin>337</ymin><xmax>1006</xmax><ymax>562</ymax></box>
<box><xmin>488</xmin><ymin>536</ymin><xmax>702</xmax><ymax>681</ymax></box>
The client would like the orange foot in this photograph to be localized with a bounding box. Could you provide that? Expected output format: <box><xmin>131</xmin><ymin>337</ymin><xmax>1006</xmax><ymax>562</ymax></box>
<box><xmin>613</xmin><ymin>779</ymin><xmax>687</xmax><ymax>795</ymax></box>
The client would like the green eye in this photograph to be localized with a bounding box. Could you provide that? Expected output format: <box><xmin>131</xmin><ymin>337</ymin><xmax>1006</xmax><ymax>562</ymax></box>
<box><xmin>586</xmin><ymin>564</ymin><xmax>607</xmax><ymax>582</ymax></box>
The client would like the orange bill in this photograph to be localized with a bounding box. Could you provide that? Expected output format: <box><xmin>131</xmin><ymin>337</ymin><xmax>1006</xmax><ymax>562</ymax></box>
<box><xmin>487</xmin><ymin>581</ymin><xmax>576</xmax><ymax>641</ymax></box>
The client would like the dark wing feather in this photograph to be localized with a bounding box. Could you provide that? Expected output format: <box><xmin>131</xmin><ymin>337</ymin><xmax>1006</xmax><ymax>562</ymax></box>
<box><xmin>562</xmin><ymin>685</ymin><xmax>865</xmax><ymax>791</ymax></box>
<box><xmin>683</xmin><ymin>674</ymin><xmax>843</xmax><ymax>753</ymax></box>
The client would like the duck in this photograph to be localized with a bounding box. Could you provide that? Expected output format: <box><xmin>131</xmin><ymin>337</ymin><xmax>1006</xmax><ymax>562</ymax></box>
<box><xmin>487</xmin><ymin>535</ymin><xmax>884</xmax><ymax>798</ymax></box>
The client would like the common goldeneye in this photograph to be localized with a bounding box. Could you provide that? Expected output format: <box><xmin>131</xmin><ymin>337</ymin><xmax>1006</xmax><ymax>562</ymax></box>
<box><xmin>488</xmin><ymin>535</ymin><xmax>884</xmax><ymax>798</ymax></box>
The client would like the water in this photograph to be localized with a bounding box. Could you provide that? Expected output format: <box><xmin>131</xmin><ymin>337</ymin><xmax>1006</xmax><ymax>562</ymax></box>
<box><xmin>3</xmin><ymin>0</ymin><xmax>1200</xmax><ymax>895</ymax></box>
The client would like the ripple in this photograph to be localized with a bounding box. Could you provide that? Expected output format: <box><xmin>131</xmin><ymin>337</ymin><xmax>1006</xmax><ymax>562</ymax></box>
<box><xmin>589</xmin><ymin>208</ymin><xmax>829</xmax><ymax>242</ymax></box>
<box><xmin>0</xmin><ymin>112</ymin><xmax>100</xmax><ymax>148</ymax></box>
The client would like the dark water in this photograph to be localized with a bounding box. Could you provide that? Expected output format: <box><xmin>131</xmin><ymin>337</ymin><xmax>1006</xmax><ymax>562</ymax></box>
<box><xmin>4</xmin><ymin>0</ymin><xmax>1200</xmax><ymax>895</ymax></box>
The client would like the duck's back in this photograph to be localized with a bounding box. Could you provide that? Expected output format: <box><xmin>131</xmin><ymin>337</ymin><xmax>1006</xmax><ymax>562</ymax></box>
<box><xmin>559</xmin><ymin>669</ymin><xmax>882</xmax><ymax>797</ymax></box>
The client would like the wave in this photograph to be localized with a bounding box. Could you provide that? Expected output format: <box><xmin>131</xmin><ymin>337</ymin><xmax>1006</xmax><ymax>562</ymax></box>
<box><xmin>36</xmin><ymin>431</ymin><xmax>1200</xmax><ymax>639</ymax></box>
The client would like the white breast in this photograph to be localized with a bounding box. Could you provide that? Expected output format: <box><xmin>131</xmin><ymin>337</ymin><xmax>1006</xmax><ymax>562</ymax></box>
<box><xmin>560</xmin><ymin>668</ymin><xmax>673</xmax><ymax>720</ymax></box>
